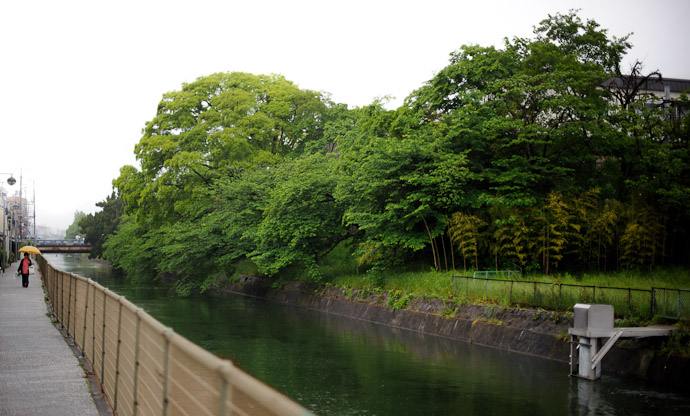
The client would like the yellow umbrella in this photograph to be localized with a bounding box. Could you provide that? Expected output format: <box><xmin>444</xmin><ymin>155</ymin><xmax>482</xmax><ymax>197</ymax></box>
<box><xmin>19</xmin><ymin>245</ymin><xmax>41</xmax><ymax>255</ymax></box>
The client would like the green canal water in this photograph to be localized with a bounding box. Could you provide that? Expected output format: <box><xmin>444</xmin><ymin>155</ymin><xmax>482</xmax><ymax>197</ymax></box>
<box><xmin>45</xmin><ymin>254</ymin><xmax>689</xmax><ymax>415</ymax></box>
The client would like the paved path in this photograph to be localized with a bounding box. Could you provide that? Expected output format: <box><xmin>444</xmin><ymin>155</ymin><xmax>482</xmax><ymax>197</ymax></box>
<box><xmin>0</xmin><ymin>260</ymin><xmax>109</xmax><ymax>415</ymax></box>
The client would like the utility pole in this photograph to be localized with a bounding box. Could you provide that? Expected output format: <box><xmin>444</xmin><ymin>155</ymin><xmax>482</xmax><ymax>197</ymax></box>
<box><xmin>33</xmin><ymin>181</ymin><xmax>36</xmax><ymax>242</ymax></box>
<box><xmin>19</xmin><ymin>172</ymin><xmax>22</xmax><ymax>243</ymax></box>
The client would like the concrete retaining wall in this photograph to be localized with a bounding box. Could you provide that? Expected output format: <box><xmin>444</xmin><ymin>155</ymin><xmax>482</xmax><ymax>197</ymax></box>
<box><xmin>217</xmin><ymin>276</ymin><xmax>688</xmax><ymax>388</ymax></box>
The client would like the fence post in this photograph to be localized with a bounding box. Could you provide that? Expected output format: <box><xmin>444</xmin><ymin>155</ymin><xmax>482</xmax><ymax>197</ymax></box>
<box><xmin>67</xmin><ymin>274</ymin><xmax>73</xmax><ymax>336</ymax></box>
<box><xmin>52</xmin><ymin>268</ymin><xmax>57</xmax><ymax>318</ymax></box>
<box><xmin>678</xmin><ymin>291</ymin><xmax>681</xmax><ymax>320</ymax></box>
<box><xmin>60</xmin><ymin>272</ymin><xmax>65</xmax><ymax>329</ymax></box>
<box><xmin>218</xmin><ymin>362</ymin><xmax>234</xmax><ymax>416</ymax></box>
<box><xmin>510</xmin><ymin>281</ymin><xmax>514</xmax><ymax>305</ymax></box>
<box><xmin>533</xmin><ymin>282</ymin><xmax>537</xmax><ymax>307</ymax></box>
<box><xmin>101</xmin><ymin>292</ymin><xmax>107</xmax><ymax>392</ymax></box>
<box><xmin>162</xmin><ymin>328</ymin><xmax>173</xmax><ymax>416</ymax></box>
<box><xmin>92</xmin><ymin>285</ymin><xmax>97</xmax><ymax>378</ymax></box>
<box><xmin>113</xmin><ymin>298</ymin><xmax>124</xmax><ymax>414</ymax></box>
<box><xmin>651</xmin><ymin>288</ymin><xmax>656</xmax><ymax>318</ymax></box>
<box><xmin>132</xmin><ymin>311</ymin><xmax>141</xmax><ymax>416</ymax></box>
<box><xmin>82</xmin><ymin>282</ymin><xmax>90</xmax><ymax>357</ymax></box>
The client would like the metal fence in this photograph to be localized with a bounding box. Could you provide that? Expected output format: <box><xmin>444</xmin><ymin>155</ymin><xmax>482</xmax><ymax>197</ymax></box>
<box><xmin>36</xmin><ymin>256</ymin><xmax>313</xmax><ymax>416</ymax></box>
<box><xmin>452</xmin><ymin>274</ymin><xmax>690</xmax><ymax>320</ymax></box>
<box><xmin>472</xmin><ymin>270</ymin><xmax>521</xmax><ymax>280</ymax></box>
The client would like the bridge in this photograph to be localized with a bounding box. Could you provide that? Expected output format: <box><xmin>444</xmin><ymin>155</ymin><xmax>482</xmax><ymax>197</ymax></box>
<box><xmin>24</xmin><ymin>239</ymin><xmax>92</xmax><ymax>253</ymax></box>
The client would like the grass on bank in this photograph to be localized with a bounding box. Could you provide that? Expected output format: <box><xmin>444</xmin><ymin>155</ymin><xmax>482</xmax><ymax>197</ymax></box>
<box><xmin>246</xmin><ymin>239</ymin><xmax>690</xmax><ymax>303</ymax></box>
<box><xmin>321</xmin><ymin>268</ymin><xmax>689</xmax><ymax>301</ymax></box>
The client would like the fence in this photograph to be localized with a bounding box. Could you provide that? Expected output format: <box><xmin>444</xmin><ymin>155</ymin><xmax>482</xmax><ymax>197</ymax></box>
<box><xmin>451</xmin><ymin>274</ymin><xmax>690</xmax><ymax>320</ymax></box>
<box><xmin>36</xmin><ymin>256</ymin><xmax>313</xmax><ymax>416</ymax></box>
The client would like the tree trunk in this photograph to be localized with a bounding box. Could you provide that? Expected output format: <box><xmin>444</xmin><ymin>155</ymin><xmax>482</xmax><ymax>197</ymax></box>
<box><xmin>422</xmin><ymin>216</ymin><xmax>439</xmax><ymax>271</ymax></box>
<box><xmin>440</xmin><ymin>235</ymin><xmax>448</xmax><ymax>272</ymax></box>
<box><xmin>448</xmin><ymin>229</ymin><xmax>456</xmax><ymax>272</ymax></box>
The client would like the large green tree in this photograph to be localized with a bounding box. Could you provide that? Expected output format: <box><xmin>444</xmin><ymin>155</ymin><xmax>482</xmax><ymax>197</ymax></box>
<box><xmin>117</xmin><ymin>72</ymin><xmax>332</xmax><ymax>226</ymax></box>
<box><xmin>79</xmin><ymin>192</ymin><xmax>124</xmax><ymax>259</ymax></box>
<box><xmin>407</xmin><ymin>10</ymin><xmax>630</xmax><ymax>208</ymax></box>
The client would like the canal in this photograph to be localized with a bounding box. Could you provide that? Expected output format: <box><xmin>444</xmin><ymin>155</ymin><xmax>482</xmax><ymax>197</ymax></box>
<box><xmin>44</xmin><ymin>254</ymin><xmax>689</xmax><ymax>415</ymax></box>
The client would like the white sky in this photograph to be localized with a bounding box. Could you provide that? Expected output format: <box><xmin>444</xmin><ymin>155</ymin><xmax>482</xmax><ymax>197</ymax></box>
<box><xmin>1</xmin><ymin>0</ymin><xmax>688</xmax><ymax>233</ymax></box>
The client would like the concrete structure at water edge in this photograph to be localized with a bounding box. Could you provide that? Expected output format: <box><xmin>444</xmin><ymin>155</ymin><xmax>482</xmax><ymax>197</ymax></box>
<box><xmin>568</xmin><ymin>304</ymin><xmax>675</xmax><ymax>380</ymax></box>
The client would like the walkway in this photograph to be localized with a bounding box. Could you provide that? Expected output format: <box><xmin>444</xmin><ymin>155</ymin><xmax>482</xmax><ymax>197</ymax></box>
<box><xmin>0</xmin><ymin>260</ymin><xmax>110</xmax><ymax>415</ymax></box>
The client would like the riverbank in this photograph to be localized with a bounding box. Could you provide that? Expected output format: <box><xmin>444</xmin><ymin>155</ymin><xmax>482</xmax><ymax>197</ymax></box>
<box><xmin>217</xmin><ymin>275</ymin><xmax>689</xmax><ymax>388</ymax></box>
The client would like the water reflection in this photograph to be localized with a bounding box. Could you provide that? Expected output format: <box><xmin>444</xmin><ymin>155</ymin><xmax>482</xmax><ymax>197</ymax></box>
<box><xmin>45</xmin><ymin>254</ymin><xmax>689</xmax><ymax>416</ymax></box>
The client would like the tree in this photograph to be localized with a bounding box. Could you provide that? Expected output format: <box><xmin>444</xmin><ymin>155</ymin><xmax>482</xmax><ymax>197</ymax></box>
<box><xmin>335</xmin><ymin>103</ymin><xmax>474</xmax><ymax>270</ymax></box>
<box><xmin>406</xmin><ymin>10</ymin><xmax>630</xmax><ymax>210</ymax></box>
<box><xmin>120</xmin><ymin>72</ymin><xmax>332</xmax><ymax>226</ymax></box>
<box><xmin>448</xmin><ymin>212</ymin><xmax>485</xmax><ymax>271</ymax></box>
<box><xmin>79</xmin><ymin>192</ymin><xmax>124</xmax><ymax>259</ymax></box>
<box><xmin>536</xmin><ymin>192</ymin><xmax>579</xmax><ymax>274</ymax></box>
<box><xmin>250</xmin><ymin>154</ymin><xmax>348</xmax><ymax>280</ymax></box>
<box><xmin>102</xmin><ymin>215</ymin><xmax>159</xmax><ymax>282</ymax></box>
<box><xmin>65</xmin><ymin>211</ymin><xmax>87</xmax><ymax>239</ymax></box>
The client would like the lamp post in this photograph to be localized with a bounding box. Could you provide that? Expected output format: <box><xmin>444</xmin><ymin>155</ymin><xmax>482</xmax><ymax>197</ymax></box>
<box><xmin>0</xmin><ymin>173</ymin><xmax>16</xmax><ymax>271</ymax></box>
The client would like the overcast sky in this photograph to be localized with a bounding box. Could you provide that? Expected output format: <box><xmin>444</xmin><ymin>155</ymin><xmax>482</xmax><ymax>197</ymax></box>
<box><xmin>1</xmin><ymin>0</ymin><xmax>688</xmax><ymax>233</ymax></box>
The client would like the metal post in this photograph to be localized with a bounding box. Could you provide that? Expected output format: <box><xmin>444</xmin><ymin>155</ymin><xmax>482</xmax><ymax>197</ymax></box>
<box><xmin>92</xmin><ymin>287</ymin><xmax>96</xmax><ymax>374</ymax></box>
<box><xmin>132</xmin><ymin>312</ymin><xmax>141</xmax><ymax>416</ymax></box>
<box><xmin>162</xmin><ymin>329</ymin><xmax>173</xmax><ymax>416</ymax></box>
<box><xmin>101</xmin><ymin>293</ymin><xmax>107</xmax><ymax>392</ymax></box>
<box><xmin>113</xmin><ymin>299</ymin><xmax>124</xmax><ymax>413</ymax></box>
<box><xmin>67</xmin><ymin>275</ymin><xmax>73</xmax><ymax>336</ymax></box>
<box><xmin>59</xmin><ymin>272</ymin><xmax>64</xmax><ymax>329</ymax></box>
<box><xmin>82</xmin><ymin>282</ymin><xmax>90</xmax><ymax>357</ymax></box>
<box><xmin>218</xmin><ymin>363</ymin><xmax>232</xmax><ymax>416</ymax></box>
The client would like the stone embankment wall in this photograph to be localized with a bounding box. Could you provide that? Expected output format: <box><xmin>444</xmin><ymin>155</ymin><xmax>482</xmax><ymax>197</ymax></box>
<box><xmin>218</xmin><ymin>276</ymin><xmax>688</xmax><ymax>388</ymax></box>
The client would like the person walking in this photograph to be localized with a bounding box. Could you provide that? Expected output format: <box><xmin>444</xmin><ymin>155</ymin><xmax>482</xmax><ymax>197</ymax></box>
<box><xmin>17</xmin><ymin>253</ymin><xmax>32</xmax><ymax>288</ymax></box>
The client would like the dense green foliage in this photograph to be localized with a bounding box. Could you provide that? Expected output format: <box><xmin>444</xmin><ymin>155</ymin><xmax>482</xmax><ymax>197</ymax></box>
<box><xmin>79</xmin><ymin>193</ymin><xmax>124</xmax><ymax>259</ymax></box>
<box><xmin>65</xmin><ymin>210</ymin><xmax>86</xmax><ymax>239</ymax></box>
<box><xmin>87</xmin><ymin>12</ymin><xmax>690</xmax><ymax>292</ymax></box>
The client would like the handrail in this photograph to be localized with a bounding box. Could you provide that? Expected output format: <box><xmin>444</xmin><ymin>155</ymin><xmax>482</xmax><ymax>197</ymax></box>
<box><xmin>36</xmin><ymin>255</ymin><xmax>314</xmax><ymax>416</ymax></box>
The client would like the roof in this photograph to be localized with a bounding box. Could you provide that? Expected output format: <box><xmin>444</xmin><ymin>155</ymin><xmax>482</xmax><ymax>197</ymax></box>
<box><xmin>603</xmin><ymin>76</ymin><xmax>690</xmax><ymax>94</ymax></box>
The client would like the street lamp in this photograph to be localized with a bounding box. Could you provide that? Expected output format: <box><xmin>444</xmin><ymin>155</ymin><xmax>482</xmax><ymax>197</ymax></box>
<box><xmin>0</xmin><ymin>173</ymin><xmax>16</xmax><ymax>271</ymax></box>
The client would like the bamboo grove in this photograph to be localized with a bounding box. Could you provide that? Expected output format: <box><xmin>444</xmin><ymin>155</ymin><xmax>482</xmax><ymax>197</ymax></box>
<box><xmin>78</xmin><ymin>12</ymin><xmax>690</xmax><ymax>291</ymax></box>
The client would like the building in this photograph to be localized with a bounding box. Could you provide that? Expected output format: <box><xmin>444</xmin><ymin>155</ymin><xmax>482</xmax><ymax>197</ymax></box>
<box><xmin>602</xmin><ymin>75</ymin><xmax>690</xmax><ymax>118</ymax></box>
<box><xmin>1</xmin><ymin>187</ymin><xmax>31</xmax><ymax>266</ymax></box>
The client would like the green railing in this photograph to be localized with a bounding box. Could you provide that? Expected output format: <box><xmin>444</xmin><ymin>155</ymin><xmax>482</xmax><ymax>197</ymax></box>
<box><xmin>452</xmin><ymin>275</ymin><xmax>690</xmax><ymax>320</ymax></box>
